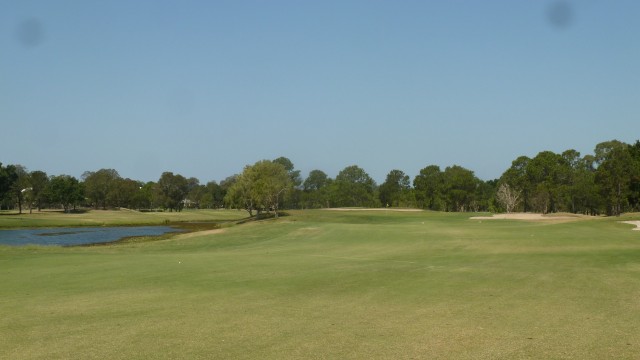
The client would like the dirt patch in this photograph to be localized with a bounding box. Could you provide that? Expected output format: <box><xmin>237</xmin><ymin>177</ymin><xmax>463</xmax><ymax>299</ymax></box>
<box><xmin>470</xmin><ymin>213</ymin><xmax>585</xmax><ymax>221</ymax></box>
<box><xmin>175</xmin><ymin>228</ymin><xmax>226</xmax><ymax>240</ymax></box>
<box><xmin>621</xmin><ymin>221</ymin><xmax>640</xmax><ymax>231</ymax></box>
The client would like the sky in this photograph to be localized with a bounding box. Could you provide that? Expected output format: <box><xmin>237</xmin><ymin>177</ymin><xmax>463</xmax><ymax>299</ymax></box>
<box><xmin>1</xmin><ymin>0</ymin><xmax>639</xmax><ymax>184</ymax></box>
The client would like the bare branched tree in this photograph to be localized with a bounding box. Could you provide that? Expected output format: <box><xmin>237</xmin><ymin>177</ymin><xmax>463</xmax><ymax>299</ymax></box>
<box><xmin>496</xmin><ymin>183</ymin><xmax>521</xmax><ymax>213</ymax></box>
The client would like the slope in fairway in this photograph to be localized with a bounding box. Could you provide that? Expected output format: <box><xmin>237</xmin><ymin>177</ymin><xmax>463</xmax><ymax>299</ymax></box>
<box><xmin>1</xmin><ymin>210</ymin><xmax>640</xmax><ymax>359</ymax></box>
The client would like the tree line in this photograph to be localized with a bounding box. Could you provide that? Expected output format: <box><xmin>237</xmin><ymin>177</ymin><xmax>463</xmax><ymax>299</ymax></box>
<box><xmin>1</xmin><ymin>140</ymin><xmax>639</xmax><ymax>216</ymax></box>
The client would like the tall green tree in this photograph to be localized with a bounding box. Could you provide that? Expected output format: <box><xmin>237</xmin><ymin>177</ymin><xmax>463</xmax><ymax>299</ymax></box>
<box><xmin>29</xmin><ymin>170</ymin><xmax>49</xmax><ymax>212</ymax></box>
<box><xmin>304</xmin><ymin>170</ymin><xmax>330</xmax><ymax>191</ymax></box>
<box><xmin>474</xmin><ymin>179</ymin><xmax>498</xmax><ymax>212</ymax></box>
<box><xmin>225</xmin><ymin>160</ymin><xmax>292</xmax><ymax>217</ymax></box>
<box><xmin>413</xmin><ymin>165</ymin><xmax>445</xmax><ymax>210</ymax></box>
<box><xmin>273</xmin><ymin>157</ymin><xmax>302</xmax><ymax>187</ymax></box>
<box><xmin>82</xmin><ymin>169</ymin><xmax>121</xmax><ymax>209</ymax></box>
<box><xmin>561</xmin><ymin>149</ymin><xmax>581</xmax><ymax>213</ymax></box>
<box><xmin>156</xmin><ymin>172</ymin><xmax>189</xmax><ymax>212</ymax></box>
<box><xmin>379</xmin><ymin>169</ymin><xmax>413</xmax><ymax>207</ymax></box>
<box><xmin>252</xmin><ymin>160</ymin><xmax>292</xmax><ymax>216</ymax></box>
<box><xmin>333</xmin><ymin>165</ymin><xmax>378</xmax><ymax>207</ymax></box>
<box><xmin>559</xmin><ymin>150</ymin><xmax>602</xmax><ymax>214</ymax></box>
<box><xmin>525</xmin><ymin>151</ymin><xmax>570</xmax><ymax>213</ymax></box>
<box><xmin>627</xmin><ymin>140</ymin><xmax>640</xmax><ymax>211</ymax></box>
<box><xmin>0</xmin><ymin>163</ymin><xmax>18</xmax><ymax>210</ymax></box>
<box><xmin>199</xmin><ymin>181</ymin><xmax>225</xmax><ymax>209</ymax></box>
<box><xmin>273</xmin><ymin>156</ymin><xmax>302</xmax><ymax>209</ymax></box>
<box><xmin>571</xmin><ymin>155</ymin><xmax>600</xmax><ymax>215</ymax></box>
<box><xmin>47</xmin><ymin>175</ymin><xmax>84</xmax><ymax>212</ymax></box>
<box><xmin>500</xmin><ymin>156</ymin><xmax>531</xmax><ymax>212</ymax></box>
<box><xmin>220</xmin><ymin>175</ymin><xmax>237</xmax><ymax>197</ymax></box>
<box><xmin>183</xmin><ymin>177</ymin><xmax>201</xmax><ymax>209</ymax></box>
<box><xmin>224</xmin><ymin>171</ymin><xmax>255</xmax><ymax>216</ymax></box>
<box><xmin>134</xmin><ymin>181</ymin><xmax>156</xmax><ymax>210</ymax></box>
<box><xmin>187</xmin><ymin>184</ymin><xmax>206</xmax><ymax>209</ymax></box>
<box><xmin>9</xmin><ymin>165</ymin><xmax>30</xmax><ymax>214</ymax></box>
<box><xmin>442</xmin><ymin>165</ymin><xmax>479</xmax><ymax>212</ymax></box>
<box><xmin>302</xmin><ymin>170</ymin><xmax>332</xmax><ymax>209</ymax></box>
<box><xmin>594</xmin><ymin>140</ymin><xmax>633</xmax><ymax>215</ymax></box>
<box><xmin>110</xmin><ymin>178</ymin><xmax>143</xmax><ymax>209</ymax></box>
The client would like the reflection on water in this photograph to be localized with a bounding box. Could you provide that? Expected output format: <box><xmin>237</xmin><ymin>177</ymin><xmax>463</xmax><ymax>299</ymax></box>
<box><xmin>0</xmin><ymin>226</ymin><xmax>179</xmax><ymax>246</ymax></box>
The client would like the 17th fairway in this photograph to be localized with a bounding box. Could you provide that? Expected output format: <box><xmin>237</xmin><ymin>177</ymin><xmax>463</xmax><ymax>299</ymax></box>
<box><xmin>2</xmin><ymin>210</ymin><xmax>639</xmax><ymax>359</ymax></box>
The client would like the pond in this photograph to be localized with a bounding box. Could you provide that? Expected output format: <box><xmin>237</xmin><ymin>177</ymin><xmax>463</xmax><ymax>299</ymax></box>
<box><xmin>0</xmin><ymin>226</ymin><xmax>180</xmax><ymax>246</ymax></box>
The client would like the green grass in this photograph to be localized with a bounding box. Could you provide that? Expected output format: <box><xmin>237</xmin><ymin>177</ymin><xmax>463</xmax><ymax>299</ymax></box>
<box><xmin>2</xmin><ymin>210</ymin><xmax>640</xmax><ymax>359</ymax></box>
<box><xmin>0</xmin><ymin>209</ymin><xmax>248</xmax><ymax>228</ymax></box>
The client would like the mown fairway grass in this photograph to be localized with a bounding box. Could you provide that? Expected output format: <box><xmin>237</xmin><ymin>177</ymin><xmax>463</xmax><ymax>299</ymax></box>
<box><xmin>1</xmin><ymin>210</ymin><xmax>640</xmax><ymax>359</ymax></box>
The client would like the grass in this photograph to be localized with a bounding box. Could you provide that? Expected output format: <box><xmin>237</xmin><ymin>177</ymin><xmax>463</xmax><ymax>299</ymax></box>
<box><xmin>1</xmin><ymin>210</ymin><xmax>640</xmax><ymax>359</ymax></box>
<box><xmin>0</xmin><ymin>209</ymin><xmax>248</xmax><ymax>228</ymax></box>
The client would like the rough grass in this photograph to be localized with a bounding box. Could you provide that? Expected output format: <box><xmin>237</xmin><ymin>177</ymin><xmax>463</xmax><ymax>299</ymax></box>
<box><xmin>1</xmin><ymin>210</ymin><xmax>640</xmax><ymax>359</ymax></box>
<box><xmin>0</xmin><ymin>209</ymin><xmax>248</xmax><ymax>228</ymax></box>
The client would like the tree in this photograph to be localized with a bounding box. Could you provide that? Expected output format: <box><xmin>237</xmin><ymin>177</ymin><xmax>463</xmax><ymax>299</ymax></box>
<box><xmin>442</xmin><ymin>165</ymin><xmax>479</xmax><ymax>212</ymax></box>
<box><xmin>273</xmin><ymin>156</ymin><xmax>302</xmax><ymax>209</ymax></box>
<box><xmin>500</xmin><ymin>156</ymin><xmax>531</xmax><ymax>212</ymax></box>
<box><xmin>47</xmin><ymin>175</ymin><xmax>84</xmax><ymax>212</ymax></box>
<box><xmin>187</xmin><ymin>184</ymin><xmax>206</xmax><ymax>209</ymax></box>
<box><xmin>594</xmin><ymin>140</ymin><xmax>633</xmax><ymax>216</ymax></box>
<box><xmin>525</xmin><ymin>151</ymin><xmax>570</xmax><ymax>213</ymax></box>
<box><xmin>273</xmin><ymin>157</ymin><xmax>302</xmax><ymax>187</ymax></box>
<box><xmin>183</xmin><ymin>177</ymin><xmax>201</xmax><ymax>209</ymax></box>
<box><xmin>219</xmin><ymin>175</ymin><xmax>238</xmax><ymax>199</ymax></box>
<box><xmin>304</xmin><ymin>170</ymin><xmax>330</xmax><ymax>191</ymax></box>
<box><xmin>379</xmin><ymin>169</ymin><xmax>412</xmax><ymax>207</ymax></box>
<box><xmin>111</xmin><ymin>178</ymin><xmax>143</xmax><ymax>209</ymax></box>
<box><xmin>82</xmin><ymin>169</ymin><xmax>121</xmax><ymax>209</ymax></box>
<box><xmin>496</xmin><ymin>183</ymin><xmax>521</xmax><ymax>213</ymax></box>
<box><xmin>571</xmin><ymin>155</ymin><xmax>600</xmax><ymax>215</ymax></box>
<box><xmin>333</xmin><ymin>165</ymin><xmax>378</xmax><ymax>207</ymax></box>
<box><xmin>224</xmin><ymin>171</ymin><xmax>256</xmax><ymax>216</ymax></box>
<box><xmin>252</xmin><ymin>160</ymin><xmax>292</xmax><ymax>216</ymax></box>
<box><xmin>302</xmin><ymin>170</ymin><xmax>332</xmax><ymax>208</ymax></box>
<box><xmin>629</xmin><ymin>141</ymin><xmax>640</xmax><ymax>211</ymax></box>
<box><xmin>413</xmin><ymin>165</ymin><xmax>445</xmax><ymax>210</ymax></box>
<box><xmin>561</xmin><ymin>149</ymin><xmax>581</xmax><ymax>213</ymax></box>
<box><xmin>9</xmin><ymin>165</ymin><xmax>29</xmax><ymax>214</ymax></box>
<box><xmin>199</xmin><ymin>181</ymin><xmax>225</xmax><ymax>209</ymax></box>
<box><xmin>0</xmin><ymin>163</ymin><xmax>18</xmax><ymax>210</ymax></box>
<box><xmin>156</xmin><ymin>172</ymin><xmax>189</xmax><ymax>212</ymax></box>
<box><xmin>225</xmin><ymin>160</ymin><xmax>292</xmax><ymax>217</ymax></box>
<box><xmin>134</xmin><ymin>181</ymin><xmax>155</xmax><ymax>210</ymax></box>
<box><xmin>475</xmin><ymin>179</ymin><xmax>498</xmax><ymax>213</ymax></box>
<box><xmin>29</xmin><ymin>170</ymin><xmax>49</xmax><ymax>212</ymax></box>
<box><xmin>558</xmin><ymin>150</ymin><xmax>602</xmax><ymax>215</ymax></box>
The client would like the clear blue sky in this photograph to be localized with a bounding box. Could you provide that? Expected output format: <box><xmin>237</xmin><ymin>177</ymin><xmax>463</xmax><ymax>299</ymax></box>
<box><xmin>2</xmin><ymin>1</ymin><xmax>638</xmax><ymax>184</ymax></box>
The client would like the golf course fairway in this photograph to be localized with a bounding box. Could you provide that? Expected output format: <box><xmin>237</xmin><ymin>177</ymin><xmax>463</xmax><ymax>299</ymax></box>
<box><xmin>2</xmin><ymin>209</ymin><xmax>640</xmax><ymax>359</ymax></box>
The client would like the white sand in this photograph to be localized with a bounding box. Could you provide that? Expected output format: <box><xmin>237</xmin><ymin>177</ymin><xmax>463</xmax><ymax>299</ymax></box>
<box><xmin>470</xmin><ymin>213</ymin><xmax>584</xmax><ymax>221</ymax></box>
<box><xmin>621</xmin><ymin>221</ymin><xmax>640</xmax><ymax>231</ymax></box>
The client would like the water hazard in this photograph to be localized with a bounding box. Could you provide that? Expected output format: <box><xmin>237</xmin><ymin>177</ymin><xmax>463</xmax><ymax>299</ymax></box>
<box><xmin>0</xmin><ymin>226</ymin><xmax>179</xmax><ymax>246</ymax></box>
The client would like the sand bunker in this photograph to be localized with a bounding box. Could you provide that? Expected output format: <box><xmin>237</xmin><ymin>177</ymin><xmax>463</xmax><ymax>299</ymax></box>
<box><xmin>621</xmin><ymin>221</ymin><xmax>640</xmax><ymax>231</ymax></box>
<box><xmin>470</xmin><ymin>213</ymin><xmax>584</xmax><ymax>221</ymax></box>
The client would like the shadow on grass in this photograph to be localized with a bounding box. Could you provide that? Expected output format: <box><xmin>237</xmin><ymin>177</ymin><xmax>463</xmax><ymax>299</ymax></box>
<box><xmin>0</xmin><ymin>208</ymin><xmax>89</xmax><ymax>215</ymax></box>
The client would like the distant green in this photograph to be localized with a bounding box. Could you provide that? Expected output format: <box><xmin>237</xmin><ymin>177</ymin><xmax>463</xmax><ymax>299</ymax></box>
<box><xmin>1</xmin><ymin>210</ymin><xmax>639</xmax><ymax>359</ymax></box>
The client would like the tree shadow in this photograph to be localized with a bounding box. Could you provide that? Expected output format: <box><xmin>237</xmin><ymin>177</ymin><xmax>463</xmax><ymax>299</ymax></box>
<box><xmin>0</xmin><ymin>208</ymin><xmax>89</xmax><ymax>215</ymax></box>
